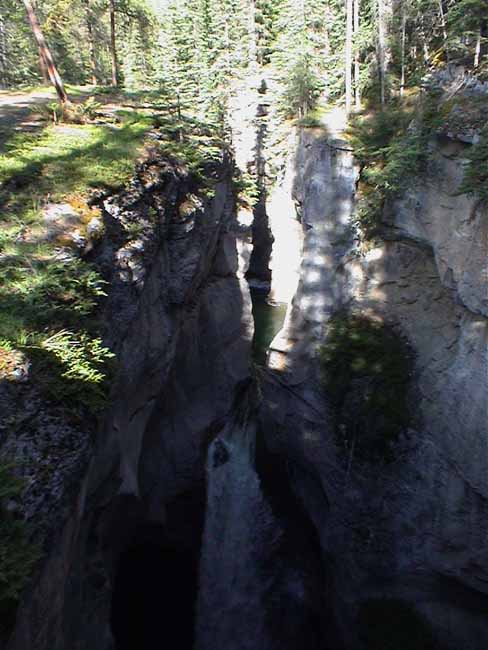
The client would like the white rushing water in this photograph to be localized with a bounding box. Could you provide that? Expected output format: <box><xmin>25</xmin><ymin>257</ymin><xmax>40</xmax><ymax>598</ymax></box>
<box><xmin>196</xmin><ymin>413</ymin><xmax>279</xmax><ymax>650</ymax></box>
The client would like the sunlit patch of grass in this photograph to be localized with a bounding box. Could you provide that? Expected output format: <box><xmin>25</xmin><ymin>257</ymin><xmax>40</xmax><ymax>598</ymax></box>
<box><xmin>0</xmin><ymin>111</ymin><xmax>154</xmax><ymax>216</ymax></box>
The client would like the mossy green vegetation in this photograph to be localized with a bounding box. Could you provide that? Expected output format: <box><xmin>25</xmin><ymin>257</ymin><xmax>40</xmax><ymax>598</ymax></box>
<box><xmin>0</xmin><ymin>464</ymin><xmax>40</xmax><ymax>639</ymax></box>
<box><xmin>348</xmin><ymin>94</ymin><xmax>441</xmax><ymax>241</ymax></box>
<box><xmin>26</xmin><ymin>331</ymin><xmax>115</xmax><ymax>415</ymax></box>
<box><xmin>460</xmin><ymin>124</ymin><xmax>488</xmax><ymax>203</ymax></box>
<box><xmin>0</xmin><ymin>112</ymin><xmax>154</xmax><ymax>209</ymax></box>
<box><xmin>0</xmin><ymin>104</ymin><xmax>156</xmax><ymax>414</ymax></box>
<box><xmin>0</xmin><ymin>94</ymin><xmax>227</xmax><ymax>416</ymax></box>
<box><xmin>295</xmin><ymin>109</ymin><xmax>325</xmax><ymax>129</ymax></box>
<box><xmin>319</xmin><ymin>313</ymin><xmax>413</xmax><ymax>462</ymax></box>
<box><xmin>357</xmin><ymin>598</ymin><xmax>437</xmax><ymax>650</ymax></box>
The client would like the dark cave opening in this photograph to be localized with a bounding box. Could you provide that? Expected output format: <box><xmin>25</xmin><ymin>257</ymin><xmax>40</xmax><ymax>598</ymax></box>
<box><xmin>110</xmin><ymin>489</ymin><xmax>205</xmax><ymax>650</ymax></box>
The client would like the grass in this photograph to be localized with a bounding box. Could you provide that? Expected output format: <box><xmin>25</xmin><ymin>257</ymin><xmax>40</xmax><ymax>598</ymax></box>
<box><xmin>0</xmin><ymin>92</ymin><xmax>228</xmax><ymax>416</ymax></box>
<box><xmin>319</xmin><ymin>313</ymin><xmax>413</xmax><ymax>462</ymax></box>
<box><xmin>0</xmin><ymin>112</ymin><xmax>154</xmax><ymax>208</ymax></box>
<box><xmin>0</xmin><ymin>105</ymin><xmax>156</xmax><ymax>414</ymax></box>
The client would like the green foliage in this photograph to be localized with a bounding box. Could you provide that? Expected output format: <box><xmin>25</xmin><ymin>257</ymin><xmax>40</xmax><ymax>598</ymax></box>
<box><xmin>348</xmin><ymin>97</ymin><xmax>440</xmax><ymax>240</ymax></box>
<box><xmin>357</xmin><ymin>599</ymin><xmax>437</xmax><ymax>650</ymax></box>
<box><xmin>0</xmin><ymin>113</ymin><xmax>154</xmax><ymax>210</ymax></box>
<box><xmin>0</xmin><ymin>255</ymin><xmax>107</xmax><ymax>336</ymax></box>
<box><xmin>460</xmin><ymin>124</ymin><xmax>488</xmax><ymax>203</ymax></box>
<box><xmin>0</xmin><ymin>465</ymin><xmax>40</xmax><ymax>637</ymax></box>
<box><xmin>26</xmin><ymin>330</ymin><xmax>114</xmax><ymax>413</ymax></box>
<box><xmin>233</xmin><ymin>170</ymin><xmax>260</xmax><ymax>209</ymax></box>
<box><xmin>296</xmin><ymin>110</ymin><xmax>324</xmax><ymax>128</ymax></box>
<box><xmin>319</xmin><ymin>313</ymin><xmax>412</xmax><ymax>462</ymax></box>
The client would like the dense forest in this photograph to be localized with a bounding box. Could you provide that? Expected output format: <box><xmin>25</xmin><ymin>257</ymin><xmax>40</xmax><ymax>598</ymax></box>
<box><xmin>1</xmin><ymin>0</ymin><xmax>487</xmax><ymax>116</ymax></box>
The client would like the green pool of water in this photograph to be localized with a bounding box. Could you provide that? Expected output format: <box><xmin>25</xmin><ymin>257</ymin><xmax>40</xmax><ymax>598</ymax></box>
<box><xmin>250</xmin><ymin>290</ymin><xmax>287</xmax><ymax>364</ymax></box>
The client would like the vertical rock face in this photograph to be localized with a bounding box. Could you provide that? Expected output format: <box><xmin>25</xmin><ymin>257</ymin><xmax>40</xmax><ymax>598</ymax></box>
<box><xmin>262</xmin><ymin>124</ymin><xmax>488</xmax><ymax>649</ymax></box>
<box><xmin>7</xmin><ymin>156</ymin><xmax>254</xmax><ymax>650</ymax></box>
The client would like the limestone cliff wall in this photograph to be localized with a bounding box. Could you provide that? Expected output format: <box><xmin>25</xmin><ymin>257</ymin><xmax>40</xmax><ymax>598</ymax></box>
<box><xmin>7</xmin><ymin>155</ymin><xmax>254</xmax><ymax>650</ymax></box>
<box><xmin>264</xmin><ymin>126</ymin><xmax>488</xmax><ymax>649</ymax></box>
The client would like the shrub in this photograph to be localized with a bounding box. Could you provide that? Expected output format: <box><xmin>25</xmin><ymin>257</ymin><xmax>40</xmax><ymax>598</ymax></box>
<box><xmin>26</xmin><ymin>330</ymin><xmax>115</xmax><ymax>414</ymax></box>
<box><xmin>319</xmin><ymin>314</ymin><xmax>412</xmax><ymax>461</ymax></box>
<box><xmin>348</xmin><ymin>96</ymin><xmax>440</xmax><ymax>241</ymax></box>
<box><xmin>460</xmin><ymin>124</ymin><xmax>488</xmax><ymax>203</ymax></box>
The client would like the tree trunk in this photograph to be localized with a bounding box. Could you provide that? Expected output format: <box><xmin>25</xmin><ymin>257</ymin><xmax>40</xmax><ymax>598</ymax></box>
<box><xmin>38</xmin><ymin>47</ymin><xmax>49</xmax><ymax>83</ymax></box>
<box><xmin>377</xmin><ymin>0</ymin><xmax>386</xmax><ymax>106</ymax></box>
<box><xmin>21</xmin><ymin>0</ymin><xmax>69</xmax><ymax>103</ymax></box>
<box><xmin>83</xmin><ymin>0</ymin><xmax>98</xmax><ymax>85</ymax></box>
<box><xmin>109</xmin><ymin>0</ymin><xmax>118</xmax><ymax>87</ymax></box>
<box><xmin>324</xmin><ymin>2</ymin><xmax>331</xmax><ymax>56</ymax></box>
<box><xmin>345</xmin><ymin>0</ymin><xmax>353</xmax><ymax>114</ymax></box>
<box><xmin>377</xmin><ymin>0</ymin><xmax>392</xmax><ymax>106</ymax></box>
<box><xmin>0</xmin><ymin>14</ymin><xmax>7</xmax><ymax>89</ymax></box>
<box><xmin>474</xmin><ymin>20</ymin><xmax>482</xmax><ymax>67</ymax></box>
<box><xmin>400</xmin><ymin>2</ymin><xmax>406</xmax><ymax>96</ymax></box>
<box><xmin>354</xmin><ymin>0</ymin><xmax>360</xmax><ymax>110</ymax></box>
<box><xmin>248</xmin><ymin>0</ymin><xmax>257</xmax><ymax>71</ymax></box>
<box><xmin>438</xmin><ymin>0</ymin><xmax>449</xmax><ymax>60</ymax></box>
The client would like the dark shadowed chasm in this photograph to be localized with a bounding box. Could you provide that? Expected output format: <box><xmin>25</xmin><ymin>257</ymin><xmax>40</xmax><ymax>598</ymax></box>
<box><xmin>110</xmin><ymin>487</ymin><xmax>206</xmax><ymax>650</ymax></box>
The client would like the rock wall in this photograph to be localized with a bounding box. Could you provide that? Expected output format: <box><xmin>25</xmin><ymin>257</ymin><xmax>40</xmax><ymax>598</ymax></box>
<box><xmin>263</xmin><ymin>124</ymin><xmax>488</xmax><ymax>649</ymax></box>
<box><xmin>7</xmin><ymin>154</ymin><xmax>254</xmax><ymax>650</ymax></box>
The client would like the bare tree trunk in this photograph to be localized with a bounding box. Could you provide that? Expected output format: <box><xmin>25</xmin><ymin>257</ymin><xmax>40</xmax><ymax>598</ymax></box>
<box><xmin>38</xmin><ymin>47</ymin><xmax>49</xmax><ymax>83</ymax></box>
<box><xmin>324</xmin><ymin>2</ymin><xmax>331</xmax><ymax>56</ymax></box>
<box><xmin>377</xmin><ymin>0</ymin><xmax>392</xmax><ymax>106</ymax></box>
<box><xmin>83</xmin><ymin>0</ymin><xmax>98</xmax><ymax>85</ymax></box>
<box><xmin>248</xmin><ymin>0</ymin><xmax>257</xmax><ymax>70</ymax></box>
<box><xmin>420</xmin><ymin>15</ymin><xmax>430</xmax><ymax>63</ymax></box>
<box><xmin>474</xmin><ymin>21</ymin><xmax>482</xmax><ymax>67</ymax></box>
<box><xmin>345</xmin><ymin>0</ymin><xmax>353</xmax><ymax>114</ymax></box>
<box><xmin>21</xmin><ymin>0</ymin><xmax>69</xmax><ymax>103</ymax></box>
<box><xmin>438</xmin><ymin>0</ymin><xmax>449</xmax><ymax>60</ymax></box>
<box><xmin>109</xmin><ymin>0</ymin><xmax>118</xmax><ymax>87</ymax></box>
<box><xmin>377</xmin><ymin>0</ymin><xmax>386</xmax><ymax>106</ymax></box>
<box><xmin>0</xmin><ymin>14</ymin><xmax>8</xmax><ymax>88</ymax></box>
<box><xmin>400</xmin><ymin>2</ymin><xmax>406</xmax><ymax>96</ymax></box>
<box><xmin>354</xmin><ymin>0</ymin><xmax>360</xmax><ymax>110</ymax></box>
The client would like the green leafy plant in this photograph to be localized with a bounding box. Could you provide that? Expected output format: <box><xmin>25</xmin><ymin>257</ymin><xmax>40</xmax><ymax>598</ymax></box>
<box><xmin>319</xmin><ymin>313</ymin><xmax>413</xmax><ymax>462</ymax></box>
<box><xmin>26</xmin><ymin>330</ymin><xmax>115</xmax><ymax>414</ymax></box>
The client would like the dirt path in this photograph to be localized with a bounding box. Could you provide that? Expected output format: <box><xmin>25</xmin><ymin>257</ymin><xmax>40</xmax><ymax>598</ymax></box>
<box><xmin>0</xmin><ymin>88</ymin><xmax>57</xmax><ymax>148</ymax></box>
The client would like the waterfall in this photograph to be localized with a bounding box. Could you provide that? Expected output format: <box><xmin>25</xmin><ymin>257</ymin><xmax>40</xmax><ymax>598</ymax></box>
<box><xmin>196</xmin><ymin>407</ymin><xmax>280</xmax><ymax>650</ymax></box>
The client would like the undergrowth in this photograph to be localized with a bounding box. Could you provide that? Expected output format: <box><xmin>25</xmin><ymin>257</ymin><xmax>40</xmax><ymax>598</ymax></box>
<box><xmin>319</xmin><ymin>313</ymin><xmax>413</xmax><ymax>462</ymax></box>
<box><xmin>460</xmin><ymin>123</ymin><xmax>488</xmax><ymax>203</ymax></box>
<box><xmin>0</xmin><ymin>107</ymin><xmax>155</xmax><ymax>414</ymax></box>
<box><xmin>0</xmin><ymin>464</ymin><xmax>40</xmax><ymax>639</ymax></box>
<box><xmin>348</xmin><ymin>93</ymin><xmax>442</xmax><ymax>241</ymax></box>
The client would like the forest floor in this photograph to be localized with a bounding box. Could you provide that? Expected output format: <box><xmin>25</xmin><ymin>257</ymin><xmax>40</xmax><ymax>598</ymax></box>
<box><xmin>0</xmin><ymin>85</ymin><xmax>148</xmax><ymax>150</ymax></box>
